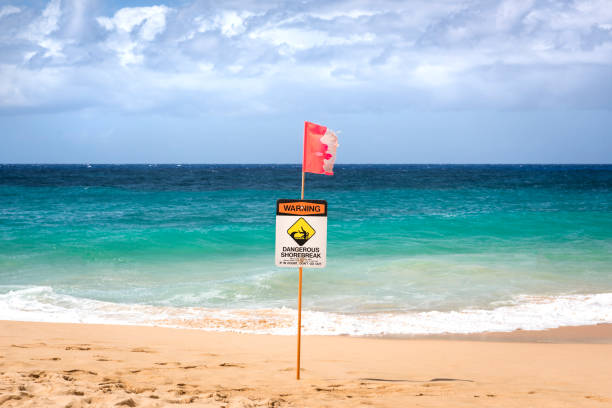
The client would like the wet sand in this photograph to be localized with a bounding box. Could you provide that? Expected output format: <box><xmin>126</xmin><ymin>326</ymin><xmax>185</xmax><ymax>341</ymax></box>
<box><xmin>1</xmin><ymin>320</ymin><xmax>610</xmax><ymax>407</ymax></box>
<box><xmin>401</xmin><ymin>323</ymin><xmax>612</xmax><ymax>343</ymax></box>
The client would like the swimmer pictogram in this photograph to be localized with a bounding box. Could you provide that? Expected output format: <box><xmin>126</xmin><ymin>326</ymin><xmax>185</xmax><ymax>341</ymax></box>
<box><xmin>287</xmin><ymin>217</ymin><xmax>316</xmax><ymax>246</ymax></box>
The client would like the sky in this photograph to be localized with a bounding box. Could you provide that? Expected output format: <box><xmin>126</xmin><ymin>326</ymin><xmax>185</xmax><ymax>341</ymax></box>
<box><xmin>0</xmin><ymin>0</ymin><xmax>611</xmax><ymax>163</ymax></box>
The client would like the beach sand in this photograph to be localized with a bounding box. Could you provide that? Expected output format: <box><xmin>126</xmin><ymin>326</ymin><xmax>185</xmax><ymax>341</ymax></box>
<box><xmin>1</xmin><ymin>321</ymin><xmax>610</xmax><ymax>407</ymax></box>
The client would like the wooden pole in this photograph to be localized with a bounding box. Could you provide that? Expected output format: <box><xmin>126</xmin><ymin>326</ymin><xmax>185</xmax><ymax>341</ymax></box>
<box><xmin>297</xmin><ymin>265</ymin><xmax>303</xmax><ymax>380</ymax></box>
<box><xmin>297</xmin><ymin>123</ymin><xmax>307</xmax><ymax>380</ymax></box>
<box><xmin>300</xmin><ymin>171</ymin><xmax>305</xmax><ymax>201</ymax></box>
<box><xmin>297</xmin><ymin>172</ymin><xmax>305</xmax><ymax>380</ymax></box>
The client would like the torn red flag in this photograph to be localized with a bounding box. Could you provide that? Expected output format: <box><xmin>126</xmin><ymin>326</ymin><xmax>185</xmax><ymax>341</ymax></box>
<box><xmin>302</xmin><ymin>121</ymin><xmax>339</xmax><ymax>175</ymax></box>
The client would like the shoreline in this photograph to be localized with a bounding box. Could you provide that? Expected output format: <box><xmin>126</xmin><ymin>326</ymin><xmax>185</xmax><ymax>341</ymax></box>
<box><xmin>3</xmin><ymin>287</ymin><xmax>611</xmax><ymax>337</ymax></box>
<box><xmin>383</xmin><ymin>323</ymin><xmax>612</xmax><ymax>343</ymax></box>
<box><xmin>2</xmin><ymin>319</ymin><xmax>611</xmax><ymax>343</ymax></box>
<box><xmin>1</xmin><ymin>320</ymin><xmax>610</xmax><ymax>406</ymax></box>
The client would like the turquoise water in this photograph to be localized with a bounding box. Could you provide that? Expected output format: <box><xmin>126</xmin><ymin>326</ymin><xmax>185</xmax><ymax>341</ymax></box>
<box><xmin>1</xmin><ymin>164</ymin><xmax>611</xmax><ymax>334</ymax></box>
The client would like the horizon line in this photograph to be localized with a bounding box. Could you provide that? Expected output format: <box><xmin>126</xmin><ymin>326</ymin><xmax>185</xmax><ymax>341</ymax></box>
<box><xmin>1</xmin><ymin>163</ymin><xmax>611</xmax><ymax>166</ymax></box>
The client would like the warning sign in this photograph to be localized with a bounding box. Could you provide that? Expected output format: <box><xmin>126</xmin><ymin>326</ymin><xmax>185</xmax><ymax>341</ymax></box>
<box><xmin>287</xmin><ymin>218</ymin><xmax>315</xmax><ymax>246</ymax></box>
<box><xmin>275</xmin><ymin>199</ymin><xmax>327</xmax><ymax>268</ymax></box>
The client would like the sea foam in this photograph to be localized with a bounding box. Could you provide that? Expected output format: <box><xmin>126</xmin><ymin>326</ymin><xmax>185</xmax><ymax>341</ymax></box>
<box><xmin>1</xmin><ymin>286</ymin><xmax>611</xmax><ymax>336</ymax></box>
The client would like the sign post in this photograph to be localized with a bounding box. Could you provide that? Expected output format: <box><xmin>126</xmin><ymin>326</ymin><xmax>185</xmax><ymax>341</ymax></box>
<box><xmin>275</xmin><ymin>198</ymin><xmax>327</xmax><ymax>379</ymax></box>
<box><xmin>277</xmin><ymin>120</ymin><xmax>337</xmax><ymax>380</ymax></box>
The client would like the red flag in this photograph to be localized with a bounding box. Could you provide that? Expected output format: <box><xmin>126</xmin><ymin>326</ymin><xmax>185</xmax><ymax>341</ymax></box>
<box><xmin>302</xmin><ymin>121</ymin><xmax>339</xmax><ymax>175</ymax></box>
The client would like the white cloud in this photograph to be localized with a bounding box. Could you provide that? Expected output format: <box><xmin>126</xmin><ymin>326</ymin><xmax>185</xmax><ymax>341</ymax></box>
<box><xmin>30</xmin><ymin>0</ymin><xmax>62</xmax><ymax>38</ymax></box>
<box><xmin>97</xmin><ymin>6</ymin><xmax>168</xmax><ymax>35</ymax></box>
<box><xmin>496</xmin><ymin>0</ymin><xmax>534</xmax><ymax>30</ymax></box>
<box><xmin>308</xmin><ymin>9</ymin><xmax>378</xmax><ymax>20</ymax></box>
<box><xmin>23</xmin><ymin>51</ymin><xmax>37</xmax><ymax>62</ymax></box>
<box><xmin>0</xmin><ymin>63</ymin><xmax>65</xmax><ymax>107</ymax></box>
<box><xmin>2</xmin><ymin>0</ymin><xmax>612</xmax><ymax>114</ymax></box>
<box><xmin>249</xmin><ymin>28</ymin><xmax>375</xmax><ymax>52</ymax></box>
<box><xmin>194</xmin><ymin>10</ymin><xmax>255</xmax><ymax>38</ymax></box>
<box><xmin>64</xmin><ymin>0</ymin><xmax>88</xmax><ymax>39</ymax></box>
<box><xmin>524</xmin><ymin>0</ymin><xmax>612</xmax><ymax>31</ymax></box>
<box><xmin>21</xmin><ymin>0</ymin><xmax>63</xmax><ymax>58</ymax></box>
<box><xmin>413</xmin><ymin>64</ymin><xmax>455</xmax><ymax>87</ymax></box>
<box><xmin>97</xmin><ymin>5</ymin><xmax>170</xmax><ymax>65</ymax></box>
<box><xmin>0</xmin><ymin>5</ymin><xmax>21</xmax><ymax>20</ymax></box>
<box><xmin>215</xmin><ymin>10</ymin><xmax>250</xmax><ymax>37</ymax></box>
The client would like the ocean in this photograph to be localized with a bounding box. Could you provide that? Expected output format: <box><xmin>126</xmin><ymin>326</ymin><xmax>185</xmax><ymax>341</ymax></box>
<box><xmin>1</xmin><ymin>164</ymin><xmax>611</xmax><ymax>335</ymax></box>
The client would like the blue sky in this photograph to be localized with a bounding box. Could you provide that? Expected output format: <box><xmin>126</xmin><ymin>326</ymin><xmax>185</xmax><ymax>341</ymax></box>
<box><xmin>0</xmin><ymin>0</ymin><xmax>611</xmax><ymax>163</ymax></box>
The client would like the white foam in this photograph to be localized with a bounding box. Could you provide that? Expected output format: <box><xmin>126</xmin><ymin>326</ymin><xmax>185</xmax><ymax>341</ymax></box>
<box><xmin>0</xmin><ymin>286</ymin><xmax>611</xmax><ymax>335</ymax></box>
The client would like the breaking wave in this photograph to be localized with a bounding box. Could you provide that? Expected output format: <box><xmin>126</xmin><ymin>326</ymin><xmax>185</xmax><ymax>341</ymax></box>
<box><xmin>1</xmin><ymin>286</ymin><xmax>611</xmax><ymax>336</ymax></box>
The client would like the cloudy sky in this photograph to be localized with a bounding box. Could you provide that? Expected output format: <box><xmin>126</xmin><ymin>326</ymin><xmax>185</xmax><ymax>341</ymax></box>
<box><xmin>1</xmin><ymin>0</ymin><xmax>611</xmax><ymax>163</ymax></box>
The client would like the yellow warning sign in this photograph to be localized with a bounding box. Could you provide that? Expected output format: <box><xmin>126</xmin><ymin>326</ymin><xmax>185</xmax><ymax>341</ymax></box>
<box><xmin>287</xmin><ymin>217</ymin><xmax>315</xmax><ymax>246</ymax></box>
<box><xmin>276</xmin><ymin>199</ymin><xmax>327</xmax><ymax>268</ymax></box>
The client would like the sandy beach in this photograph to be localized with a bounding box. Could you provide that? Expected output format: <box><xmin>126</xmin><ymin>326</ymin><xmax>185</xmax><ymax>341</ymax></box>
<box><xmin>1</xmin><ymin>321</ymin><xmax>610</xmax><ymax>407</ymax></box>
<box><xmin>3</xmin><ymin>0</ymin><xmax>612</xmax><ymax>405</ymax></box>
